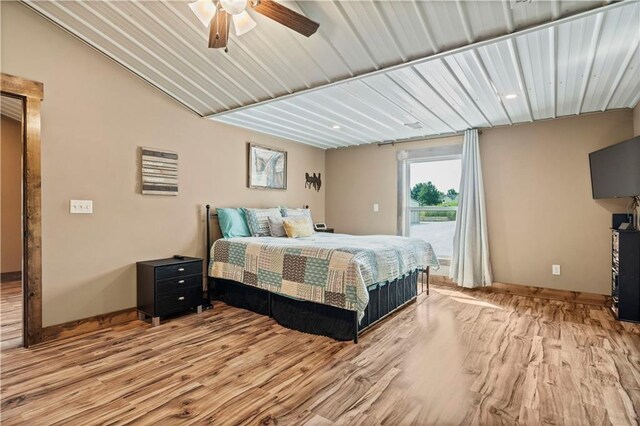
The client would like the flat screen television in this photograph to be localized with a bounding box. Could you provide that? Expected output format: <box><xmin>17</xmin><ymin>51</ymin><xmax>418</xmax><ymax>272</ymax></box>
<box><xmin>589</xmin><ymin>136</ymin><xmax>640</xmax><ymax>199</ymax></box>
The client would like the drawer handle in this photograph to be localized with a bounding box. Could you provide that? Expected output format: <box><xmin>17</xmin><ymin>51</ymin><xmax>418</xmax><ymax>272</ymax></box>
<box><xmin>178</xmin><ymin>280</ymin><xmax>185</xmax><ymax>284</ymax></box>
<box><xmin>178</xmin><ymin>296</ymin><xmax>185</xmax><ymax>301</ymax></box>
<box><xmin>178</xmin><ymin>268</ymin><xmax>185</xmax><ymax>272</ymax></box>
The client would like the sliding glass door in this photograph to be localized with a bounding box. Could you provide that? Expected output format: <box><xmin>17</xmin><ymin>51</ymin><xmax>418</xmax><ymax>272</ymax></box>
<box><xmin>408</xmin><ymin>159</ymin><xmax>461</xmax><ymax>262</ymax></box>
<box><xmin>397</xmin><ymin>145</ymin><xmax>462</xmax><ymax>264</ymax></box>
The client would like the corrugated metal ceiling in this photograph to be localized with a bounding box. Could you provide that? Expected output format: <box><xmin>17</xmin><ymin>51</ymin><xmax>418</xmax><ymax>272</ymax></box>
<box><xmin>20</xmin><ymin>0</ymin><xmax>640</xmax><ymax>148</ymax></box>
<box><xmin>215</xmin><ymin>1</ymin><xmax>640</xmax><ymax>148</ymax></box>
<box><xmin>1</xmin><ymin>96</ymin><xmax>23</xmax><ymax>122</ymax></box>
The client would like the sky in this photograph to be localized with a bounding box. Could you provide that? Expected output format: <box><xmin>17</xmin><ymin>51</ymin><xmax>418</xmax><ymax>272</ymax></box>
<box><xmin>410</xmin><ymin>159</ymin><xmax>461</xmax><ymax>192</ymax></box>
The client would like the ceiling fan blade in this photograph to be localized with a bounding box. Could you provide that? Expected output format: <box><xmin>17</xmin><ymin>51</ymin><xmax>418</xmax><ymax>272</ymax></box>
<box><xmin>252</xmin><ymin>0</ymin><xmax>319</xmax><ymax>37</ymax></box>
<box><xmin>209</xmin><ymin>10</ymin><xmax>231</xmax><ymax>49</ymax></box>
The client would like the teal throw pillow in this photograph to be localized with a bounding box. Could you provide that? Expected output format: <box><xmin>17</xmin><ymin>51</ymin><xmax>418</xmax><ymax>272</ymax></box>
<box><xmin>217</xmin><ymin>208</ymin><xmax>251</xmax><ymax>238</ymax></box>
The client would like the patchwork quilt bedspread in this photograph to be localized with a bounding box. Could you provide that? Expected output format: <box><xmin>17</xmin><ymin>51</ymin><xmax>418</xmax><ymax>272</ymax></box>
<box><xmin>209</xmin><ymin>233</ymin><xmax>440</xmax><ymax>320</ymax></box>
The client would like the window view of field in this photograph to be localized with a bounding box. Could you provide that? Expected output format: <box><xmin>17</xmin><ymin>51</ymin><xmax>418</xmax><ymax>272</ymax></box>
<box><xmin>409</xmin><ymin>159</ymin><xmax>461</xmax><ymax>259</ymax></box>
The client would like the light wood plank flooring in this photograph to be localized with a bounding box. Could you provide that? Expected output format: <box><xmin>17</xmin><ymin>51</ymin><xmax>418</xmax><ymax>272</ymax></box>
<box><xmin>1</xmin><ymin>281</ymin><xmax>22</xmax><ymax>350</ymax></box>
<box><xmin>2</xmin><ymin>285</ymin><xmax>640</xmax><ymax>425</ymax></box>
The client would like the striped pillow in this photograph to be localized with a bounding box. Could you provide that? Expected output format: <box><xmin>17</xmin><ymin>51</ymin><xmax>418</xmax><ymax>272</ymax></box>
<box><xmin>244</xmin><ymin>208</ymin><xmax>283</xmax><ymax>237</ymax></box>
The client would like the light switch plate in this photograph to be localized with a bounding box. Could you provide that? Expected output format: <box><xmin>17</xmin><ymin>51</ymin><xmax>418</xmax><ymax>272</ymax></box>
<box><xmin>373</xmin><ymin>203</ymin><xmax>379</xmax><ymax>213</ymax></box>
<box><xmin>552</xmin><ymin>264</ymin><xmax>561</xmax><ymax>275</ymax></box>
<box><xmin>70</xmin><ymin>200</ymin><xmax>93</xmax><ymax>214</ymax></box>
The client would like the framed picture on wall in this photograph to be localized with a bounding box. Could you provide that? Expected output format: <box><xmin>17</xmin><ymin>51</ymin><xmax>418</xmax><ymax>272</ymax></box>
<box><xmin>248</xmin><ymin>143</ymin><xmax>287</xmax><ymax>190</ymax></box>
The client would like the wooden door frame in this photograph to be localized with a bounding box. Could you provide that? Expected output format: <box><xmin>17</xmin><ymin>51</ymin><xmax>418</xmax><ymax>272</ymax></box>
<box><xmin>1</xmin><ymin>73</ymin><xmax>43</xmax><ymax>347</ymax></box>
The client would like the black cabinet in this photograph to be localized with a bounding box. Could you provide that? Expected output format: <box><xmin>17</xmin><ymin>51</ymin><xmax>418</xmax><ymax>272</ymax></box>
<box><xmin>611</xmin><ymin>230</ymin><xmax>640</xmax><ymax>322</ymax></box>
<box><xmin>137</xmin><ymin>257</ymin><xmax>204</xmax><ymax>326</ymax></box>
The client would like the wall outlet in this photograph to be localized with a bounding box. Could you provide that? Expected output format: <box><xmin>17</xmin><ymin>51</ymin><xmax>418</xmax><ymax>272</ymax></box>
<box><xmin>552</xmin><ymin>264</ymin><xmax>561</xmax><ymax>275</ymax></box>
<box><xmin>70</xmin><ymin>200</ymin><xmax>93</xmax><ymax>214</ymax></box>
<box><xmin>373</xmin><ymin>203</ymin><xmax>379</xmax><ymax>213</ymax></box>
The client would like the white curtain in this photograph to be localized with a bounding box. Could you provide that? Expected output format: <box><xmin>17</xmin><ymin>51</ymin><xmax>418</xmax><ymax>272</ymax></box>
<box><xmin>449</xmin><ymin>129</ymin><xmax>493</xmax><ymax>288</ymax></box>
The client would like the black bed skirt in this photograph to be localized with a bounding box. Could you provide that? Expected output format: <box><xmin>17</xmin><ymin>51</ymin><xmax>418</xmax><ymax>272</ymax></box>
<box><xmin>210</xmin><ymin>269</ymin><xmax>421</xmax><ymax>342</ymax></box>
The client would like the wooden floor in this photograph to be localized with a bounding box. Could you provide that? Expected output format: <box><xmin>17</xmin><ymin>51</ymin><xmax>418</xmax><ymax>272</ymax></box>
<box><xmin>2</xmin><ymin>285</ymin><xmax>640</xmax><ymax>425</ymax></box>
<box><xmin>1</xmin><ymin>281</ymin><xmax>22</xmax><ymax>350</ymax></box>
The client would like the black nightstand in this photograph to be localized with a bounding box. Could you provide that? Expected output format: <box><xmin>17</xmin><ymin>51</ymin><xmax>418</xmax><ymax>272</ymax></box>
<box><xmin>315</xmin><ymin>228</ymin><xmax>334</xmax><ymax>233</ymax></box>
<box><xmin>137</xmin><ymin>257</ymin><xmax>204</xmax><ymax>326</ymax></box>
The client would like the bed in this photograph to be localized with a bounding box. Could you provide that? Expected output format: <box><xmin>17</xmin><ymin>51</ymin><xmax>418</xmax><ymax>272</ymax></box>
<box><xmin>205</xmin><ymin>205</ymin><xmax>440</xmax><ymax>342</ymax></box>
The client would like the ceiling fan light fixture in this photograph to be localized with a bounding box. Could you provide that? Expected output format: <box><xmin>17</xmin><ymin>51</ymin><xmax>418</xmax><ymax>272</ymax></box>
<box><xmin>189</xmin><ymin>0</ymin><xmax>217</xmax><ymax>27</ymax></box>
<box><xmin>220</xmin><ymin>0</ymin><xmax>248</xmax><ymax>15</ymax></box>
<box><xmin>233</xmin><ymin>10</ymin><xmax>257</xmax><ymax>36</ymax></box>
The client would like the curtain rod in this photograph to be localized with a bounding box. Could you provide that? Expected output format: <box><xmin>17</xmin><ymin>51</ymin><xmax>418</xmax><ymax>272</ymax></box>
<box><xmin>377</xmin><ymin>130</ymin><xmax>482</xmax><ymax>147</ymax></box>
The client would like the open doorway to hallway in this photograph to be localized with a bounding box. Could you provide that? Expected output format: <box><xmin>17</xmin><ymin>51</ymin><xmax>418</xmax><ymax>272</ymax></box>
<box><xmin>1</xmin><ymin>94</ymin><xmax>24</xmax><ymax>350</ymax></box>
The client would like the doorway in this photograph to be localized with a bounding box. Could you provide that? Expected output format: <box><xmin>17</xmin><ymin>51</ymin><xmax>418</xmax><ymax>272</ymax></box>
<box><xmin>397</xmin><ymin>144</ymin><xmax>462</xmax><ymax>264</ymax></box>
<box><xmin>1</xmin><ymin>73</ymin><xmax>44</xmax><ymax>348</ymax></box>
<box><xmin>1</xmin><ymin>94</ymin><xmax>24</xmax><ymax>349</ymax></box>
<box><xmin>408</xmin><ymin>158</ymin><xmax>461</xmax><ymax>262</ymax></box>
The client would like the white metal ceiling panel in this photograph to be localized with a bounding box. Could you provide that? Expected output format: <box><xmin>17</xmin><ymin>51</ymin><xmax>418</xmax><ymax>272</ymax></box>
<box><xmin>214</xmin><ymin>1</ymin><xmax>639</xmax><ymax>148</ymax></box>
<box><xmin>233</xmin><ymin>108</ymin><xmax>346</xmax><ymax>146</ymax></box>
<box><xmin>443</xmin><ymin>51</ymin><xmax>511</xmax><ymax>126</ymax></box>
<box><xmin>375</xmin><ymin>1</ymin><xmax>437</xmax><ymax>60</ymax></box>
<box><xmin>387</xmin><ymin>67</ymin><xmax>470</xmax><ymax>130</ymax></box>
<box><xmin>580</xmin><ymin>5</ymin><xmax>640</xmax><ymax>113</ymax></box>
<box><xmin>555</xmin><ymin>13</ymin><xmax>601</xmax><ymax>117</ymax></box>
<box><xmin>515</xmin><ymin>29</ymin><xmax>556</xmax><ymax>120</ymax></box>
<box><xmin>338</xmin><ymin>1</ymin><xmax>405</xmax><ymax>67</ymax></box>
<box><xmin>260</xmin><ymin>103</ymin><xmax>360</xmax><ymax>145</ymax></box>
<box><xmin>511</xmin><ymin>0</ymin><xmax>556</xmax><ymax>25</ymax></box>
<box><xmin>477</xmin><ymin>40</ymin><xmax>532</xmax><ymax>123</ymax></box>
<box><xmin>416</xmin><ymin>1</ymin><xmax>469</xmax><ymax>50</ymax></box>
<box><xmin>91</xmin><ymin>1</ymin><xmax>247</xmax><ymax>108</ymax></box>
<box><xmin>23</xmin><ymin>0</ymin><xmax>607</xmax><ymax>118</ymax></box>
<box><xmin>1</xmin><ymin>96</ymin><xmax>23</xmax><ymax>122</ymax></box>
<box><xmin>413</xmin><ymin>59</ymin><xmax>491</xmax><ymax>128</ymax></box>
<box><xmin>308</xmin><ymin>86</ymin><xmax>417</xmax><ymax>138</ymax></box>
<box><xmin>288</xmin><ymin>0</ymin><xmax>380</xmax><ymax>74</ymax></box>
<box><xmin>17</xmin><ymin>1</ymin><xmax>640</xmax><ymax>149</ymax></box>
<box><xmin>339</xmin><ymin>81</ymin><xmax>432</xmax><ymax>133</ymax></box>
<box><xmin>218</xmin><ymin>113</ymin><xmax>338</xmax><ymax>148</ymax></box>
<box><xmin>359</xmin><ymin>74</ymin><xmax>452</xmax><ymax>134</ymax></box>
<box><xmin>462</xmin><ymin>0</ymin><xmax>508</xmax><ymax>42</ymax></box>
<box><xmin>607</xmin><ymin>44</ymin><xmax>640</xmax><ymax>109</ymax></box>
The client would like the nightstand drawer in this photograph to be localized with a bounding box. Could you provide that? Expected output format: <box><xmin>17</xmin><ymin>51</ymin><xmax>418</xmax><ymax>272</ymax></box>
<box><xmin>157</xmin><ymin>287</ymin><xmax>201</xmax><ymax>316</ymax></box>
<box><xmin>156</xmin><ymin>274</ymin><xmax>202</xmax><ymax>296</ymax></box>
<box><xmin>156</xmin><ymin>261</ymin><xmax>202</xmax><ymax>281</ymax></box>
<box><xmin>137</xmin><ymin>256</ymin><xmax>205</xmax><ymax>324</ymax></box>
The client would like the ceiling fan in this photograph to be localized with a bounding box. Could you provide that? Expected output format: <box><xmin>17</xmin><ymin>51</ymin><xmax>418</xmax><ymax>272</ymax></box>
<box><xmin>189</xmin><ymin>0</ymin><xmax>320</xmax><ymax>52</ymax></box>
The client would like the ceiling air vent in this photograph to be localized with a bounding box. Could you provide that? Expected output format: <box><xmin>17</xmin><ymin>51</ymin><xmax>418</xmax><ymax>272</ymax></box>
<box><xmin>404</xmin><ymin>122</ymin><xmax>423</xmax><ymax>130</ymax></box>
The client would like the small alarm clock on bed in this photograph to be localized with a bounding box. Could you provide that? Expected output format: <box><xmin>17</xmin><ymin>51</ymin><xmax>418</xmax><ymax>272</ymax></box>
<box><xmin>314</xmin><ymin>223</ymin><xmax>327</xmax><ymax>231</ymax></box>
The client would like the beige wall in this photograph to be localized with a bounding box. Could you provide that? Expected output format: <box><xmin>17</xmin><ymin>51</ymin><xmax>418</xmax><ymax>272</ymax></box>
<box><xmin>1</xmin><ymin>2</ymin><xmax>325</xmax><ymax>326</ymax></box>
<box><xmin>327</xmin><ymin>111</ymin><xmax>633</xmax><ymax>295</ymax></box>
<box><xmin>1</xmin><ymin>114</ymin><xmax>23</xmax><ymax>273</ymax></box>
<box><xmin>326</xmin><ymin>136</ymin><xmax>462</xmax><ymax>235</ymax></box>
<box><xmin>634</xmin><ymin>103</ymin><xmax>640</xmax><ymax>136</ymax></box>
